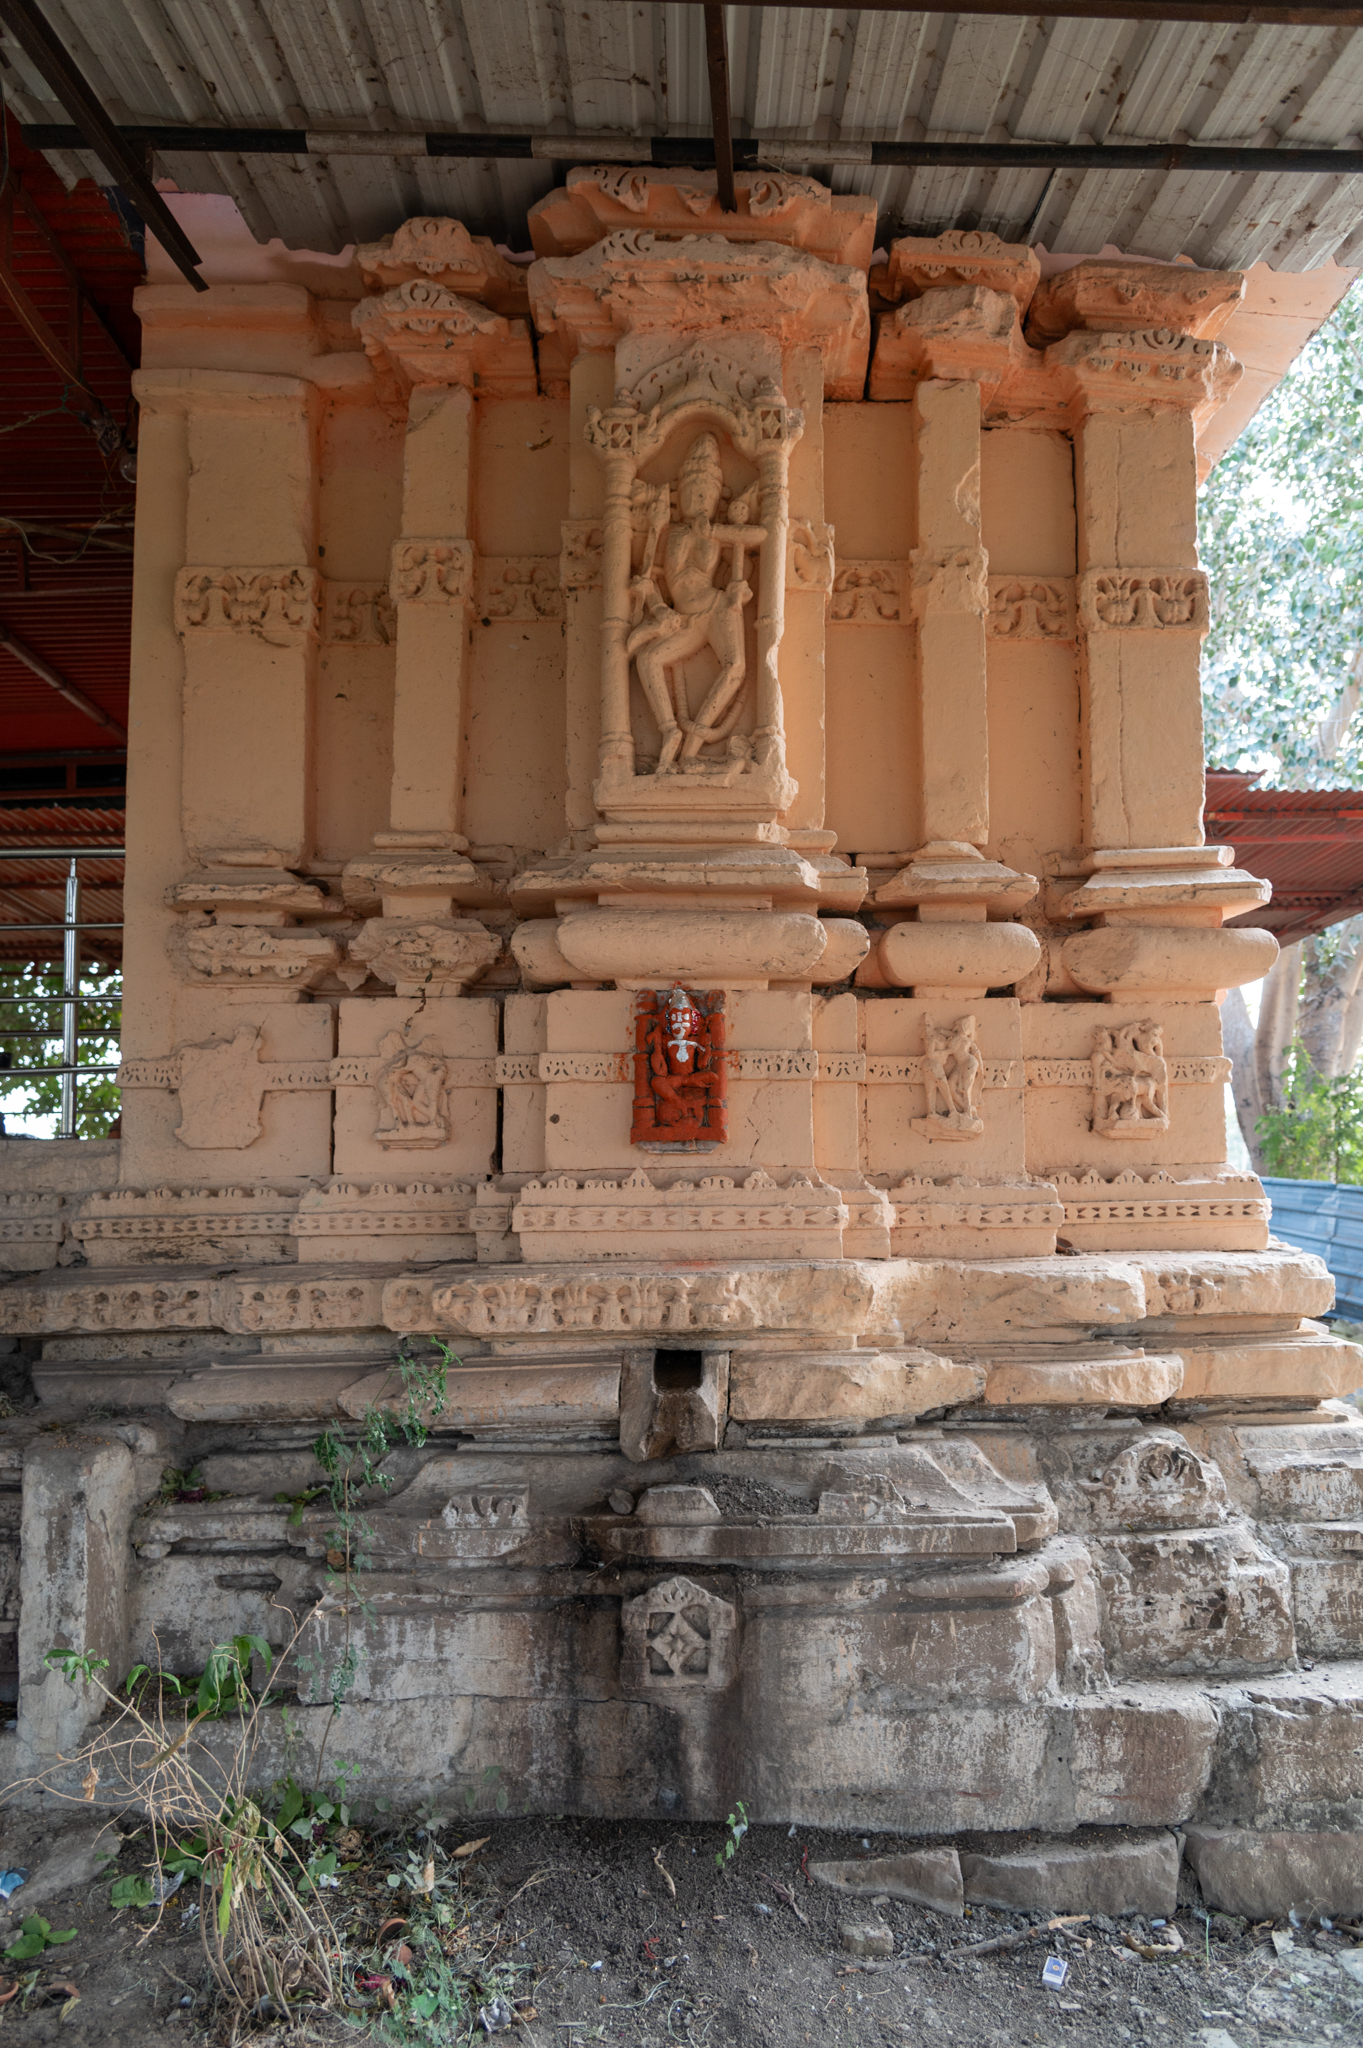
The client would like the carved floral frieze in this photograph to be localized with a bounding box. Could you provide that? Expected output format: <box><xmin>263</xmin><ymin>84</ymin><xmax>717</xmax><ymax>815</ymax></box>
<box><xmin>390</xmin><ymin>538</ymin><xmax>474</xmax><ymax>607</ymax></box>
<box><xmin>476</xmin><ymin>557</ymin><xmax>564</xmax><ymax>621</ymax></box>
<box><xmin>987</xmin><ymin>575</ymin><xmax>1076</xmax><ymax>641</ymax></box>
<box><xmin>1078</xmin><ymin>569</ymin><xmax>1209</xmax><ymax>634</ymax></box>
<box><xmin>173</xmin><ymin>567</ymin><xmax>321</xmax><ymax>647</ymax></box>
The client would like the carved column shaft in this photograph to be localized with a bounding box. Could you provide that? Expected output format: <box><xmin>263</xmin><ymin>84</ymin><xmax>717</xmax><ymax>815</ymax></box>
<box><xmin>912</xmin><ymin>379</ymin><xmax>989</xmax><ymax>850</ymax></box>
<box><xmin>598</xmin><ymin>445</ymin><xmax>637</xmax><ymax>775</ymax></box>
<box><xmin>754</xmin><ymin>438</ymin><xmax>790</xmax><ymax>747</ymax></box>
<box><xmin>388</xmin><ymin>384</ymin><xmax>475</xmax><ymax>842</ymax></box>
<box><xmin>170</xmin><ymin>376</ymin><xmax>321</xmax><ymax>867</ymax></box>
<box><xmin>1074</xmin><ymin>405</ymin><xmax>1206</xmax><ymax>853</ymax></box>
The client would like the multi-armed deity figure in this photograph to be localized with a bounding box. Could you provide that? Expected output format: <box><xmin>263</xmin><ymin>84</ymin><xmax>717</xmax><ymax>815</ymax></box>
<box><xmin>626</xmin><ymin>432</ymin><xmax>767</xmax><ymax>772</ymax></box>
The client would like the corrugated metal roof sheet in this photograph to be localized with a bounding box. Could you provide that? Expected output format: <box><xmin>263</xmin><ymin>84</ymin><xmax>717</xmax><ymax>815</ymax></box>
<box><xmin>1206</xmin><ymin>769</ymin><xmax>1363</xmax><ymax>943</ymax></box>
<box><xmin>4</xmin><ymin>3</ymin><xmax>1363</xmax><ymax>269</ymax></box>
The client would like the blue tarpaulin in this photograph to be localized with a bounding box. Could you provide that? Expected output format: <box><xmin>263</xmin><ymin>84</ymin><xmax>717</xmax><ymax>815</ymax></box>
<box><xmin>1262</xmin><ymin>1178</ymin><xmax>1363</xmax><ymax>1321</ymax></box>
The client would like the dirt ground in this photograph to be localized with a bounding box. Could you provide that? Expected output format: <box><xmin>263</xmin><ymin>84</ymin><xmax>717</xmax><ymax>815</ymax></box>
<box><xmin>0</xmin><ymin>1810</ymin><xmax>1361</xmax><ymax>2048</ymax></box>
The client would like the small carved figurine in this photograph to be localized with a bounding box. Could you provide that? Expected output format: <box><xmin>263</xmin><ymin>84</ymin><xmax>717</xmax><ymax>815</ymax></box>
<box><xmin>375</xmin><ymin>1030</ymin><xmax>451</xmax><ymax>1148</ymax></box>
<box><xmin>913</xmin><ymin>1015</ymin><xmax>985</xmax><ymax>1140</ymax></box>
<box><xmin>631</xmin><ymin>985</ymin><xmax>728</xmax><ymax>1148</ymax></box>
<box><xmin>1091</xmin><ymin>1020</ymin><xmax>1169</xmax><ymax>1136</ymax></box>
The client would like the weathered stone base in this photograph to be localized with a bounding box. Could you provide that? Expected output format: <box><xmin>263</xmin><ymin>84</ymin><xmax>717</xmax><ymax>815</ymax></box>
<box><xmin>2</xmin><ymin>1243</ymin><xmax>1359</xmax><ymax>1864</ymax></box>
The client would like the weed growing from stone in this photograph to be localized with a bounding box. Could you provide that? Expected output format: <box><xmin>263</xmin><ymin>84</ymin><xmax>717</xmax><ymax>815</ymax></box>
<box><xmin>715</xmin><ymin>1799</ymin><xmax>750</xmax><ymax>1872</ymax></box>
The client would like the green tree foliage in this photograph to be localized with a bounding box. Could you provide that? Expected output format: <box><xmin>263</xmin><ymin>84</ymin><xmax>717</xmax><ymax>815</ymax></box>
<box><xmin>0</xmin><ymin>965</ymin><xmax>121</xmax><ymax>1137</ymax></box>
<box><xmin>1256</xmin><ymin>1041</ymin><xmax>1363</xmax><ymax>1183</ymax></box>
<box><xmin>1199</xmin><ymin>281</ymin><xmax>1363</xmax><ymax>786</ymax></box>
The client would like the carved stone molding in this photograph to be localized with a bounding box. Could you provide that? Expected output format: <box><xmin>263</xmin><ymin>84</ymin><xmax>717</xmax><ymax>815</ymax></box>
<box><xmin>881</xmin><ymin>229</ymin><xmax>1041</xmax><ymax>312</ymax></box>
<box><xmin>476</xmin><ymin>557</ymin><xmax>564</xmax><ymax>621</ymax></box>
<box><xmin>514</xmin><ymin>1167</ymin><xmax>848</xmax><ymax>1260</ymax></box>
<box><xmin>355</xmin><ymin>216</ymin><xmax>528</xmax><ymax>314</ymax></box>
<box><xmin>172</xmin><ymin>920</ymin><xmax>341</xmax><ymax>990</ymax></box>
<box><xmin>531</xmin><ymin>230</ymin><xmax>870</xmax><ymax>398</ymax></box>
<box><xmin>620</xmin><ymin>1574</ymin><xmax>738</xmax><ymax>1692</ymax></box>
<box><xmin>0</xmin><ymin>1193</ymin><xmax>63</xmax><ymax>1272</ymax></box>
<box><xmin>1054</xmin><ymin>1169</ymin><xmax>1270</xmax><ymax>1251</ymax></box>
<box><xmin>352</xmin><ymin>282</ymin><xmax>536</xmax><ymax>399</ymax></box>
<box><xmin>987</xmin><ymin>575</ymin><xmax>1076</xmax><ymax>641</ymax></box>
<box><xmin>1025</xmin><ymin>1055</ymin><xmax>1229</xmax><ymax>1089</ymax></box>
<box><xmin>72</xmin><ymin>1186</ymin><xmax>300</xmax><ymax>1266</ymax></box>
<box><xmin>347</xmin><ymin>916</ymin><xmax>501</xmax><ymax>995</ymax></box>
<box><xmin>390</xmin><ymin>538</ymin><xmax>474</xmax><ymax>607</ymax></box>
<box><xmin>829</xmin><ymin>562</ymin><xmax>904</xmax><ymax>623</ymax></box>
<box><xmin>787</xmin><ymin>518</ymin><xmax>834</xmax><ymax>594</ymax></box>
<box><xmin>1048</xmin><ymin>328</ymin><xmax>1240</xmax><ymax>412</ymax></box>
<box><xmin>323</xmin><ymin>581</ymin><xmax>395</xmax><ymax>645</ymax></box>
<box><xmin>909</xmin><ymin>547</ymin><xmax>989</xmax><ymax>622</ymax></box>
<box><xmin>529</xmin><ymin>166</ymin><xmax>875</xmax><ymax>270</ymax></box>
<box><xmin>1025</xmin><ymin>261</ymin><xmax>1244</xmax><ymax>348</ymax></box>
<box><xmin>173</xmin><ymin>567</ymin><xmax>321</xmax><ymax>646</ymax></box>
<box><xmin>291</xmin><ymin>1180</ymin><xmax>478</xmax><ymax>1262</ymax></box>
<box><xmin>559</xmin><ymin>520</ymin><xmax>605</xmax><ymax>592</ymax></box>
<box><xmin>1078</xmin><ymin>569</ymin><xmax>1209</xmax><ymax>634</ymax></box>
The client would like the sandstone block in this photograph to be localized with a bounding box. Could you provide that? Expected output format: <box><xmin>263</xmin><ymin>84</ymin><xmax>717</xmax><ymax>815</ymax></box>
<box><xmin>729</xmin><ymin>1348</ymin><xmax>983</xmax><ymax>1424</ymax></box>
<box><xmin>1061</xmin><ymin>924</ymin><xmax>1276</xmax><ymax>1000</ymax></box>
<box><xmin>557</xmin><ymin>908</ymin><xmax>826</xmax><ymax>985</ymax></box>
<box><xmin>878</xmin><ymin>919</ymin><xmax>1040</xmax><ymax>993</ymax></box>
<box><xmin>1175</xmin><ymin>1328</ymin><xmax>1363</xmax><ymax>1403</ymax></box>
<box><xmin>810</xmin><ymin>1851</ymin><xmax>963</xmax><ymax>1916</ymax></box>
<box><xmin>1091</xmin><ymin>1528</ymin><xmax>1295</xmax><ymax>1677</ymax></box>
<box><xmin>1183</xmin><ymin>1825</ymin><xmax>1363</xmax><ymax>1918</ymax></box>
<box><xmin>1286</xmin><ymin>1544</ymin><xmax>1363</xmax><ymax>1657</ymax></box>
<box><xmin>1203</xmin><ymin>1668</ymin><xmax>1363</xmax><ymax>1828</ymax></box>
<box><xmin>960</xmin><ymin>1833</ymin><xmax>1179</xmax><ymax>1917</ymax></box>
<box><xmin>1070</xmin><ymin>1688</ymin><xmax>1217</xmax><ymax>1826</ymax></box>
<box><xmin>839</xmin><ymin>1922</ymin><xmax>895</xmax><ymax>1957</ymax></box>
<box><xmin>982</xmin><ymin>1348</ymin><xmax>1182</xmax><ymax>1408</ymax></box>
<box><xmin>1132</xmin><ymin>1249</ymin><xmax>1334</xmax><ymax>1323</ymax></box>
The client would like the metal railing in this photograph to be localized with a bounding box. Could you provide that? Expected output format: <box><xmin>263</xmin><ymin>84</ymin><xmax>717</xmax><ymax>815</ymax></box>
<box><xmin>0</xmin><ymin>846</ymin><xmax>125</xmax><ymax>1137</ymax></box>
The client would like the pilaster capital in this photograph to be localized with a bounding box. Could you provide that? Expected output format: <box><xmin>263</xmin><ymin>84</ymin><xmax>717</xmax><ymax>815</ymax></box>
<box><xmin>352</xmin><ymin>282</ymin><xmax>537</xmax><ymax>400</ymax></box>
<box><xmin>1047</xmin><ymin>327</ymin><xmax>1241</xmax><ymax>419</ymax></box>
<box><xmin>909</xmin><ymin>545</ymin><xmax>989</xmax><ymax>621</ymax></box>
<box><xmin>389</xmin><ymin>537</ymin><xmax>474</xmax><ymax>607</ymax></box>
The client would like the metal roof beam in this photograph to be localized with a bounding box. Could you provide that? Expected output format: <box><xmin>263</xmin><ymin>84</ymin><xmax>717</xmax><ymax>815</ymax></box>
<box><xmin>0</xmin><ymin>0</ymin><xmax>206</xmax><ymax>290</ymax></box>
<box><xmin>0</xmin><ymin>625</ymin><xmax>128</xmax><ymax>742</ymax></box>
<box><xmin>703</xmin><ymin>3</ymin><xmax>737</xmax><ymax>214</ymax></box>
<box><xmin>669</xmin><ymin>1</ymin><xmax>1363</xmax><ymax>22</ymax></box>
<box><xmin>19</xmin><ymin>126</ymin><xmax>1363</xmax><ymax>178</ymax></box>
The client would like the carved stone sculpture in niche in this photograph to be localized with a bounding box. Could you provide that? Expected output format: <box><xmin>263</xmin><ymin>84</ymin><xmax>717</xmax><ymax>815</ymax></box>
<box><xmin>374</xmin><ymin>1031</ymin><xmax>451</xmax><ymax>1149</ymax></box>
<box><xmin>627</xmin><ymin>433</ymin><xmax>768</xmax><ymax>770</ymax></box>
<box><xmin>1092</xmin><ymin>1021</ymin><xmax>1170</xmax><ymax>1137</ymax></box>
<box><xmin>586</xmin><ymin>346</ymin><xmax>803</xmax><ymax>819</ymax></box>
<box><xmin>173</xmin><ymin>567</ymin><xmax>320</xmax><ymax>647</ymax></box>
<box><xmin>620</xmin><ymin>1574</ymin><xmax>737</xmax><ymax>1691</ymax></box>
<box><xmin>913</xmin><ymin>1016</ymin><xmax>985</xmax><ymax>1141</ymax></box>
<box><xmin>632</xmin><ymin>985</ymin><xmax>728</xmax><ymax>1149</ymax></box>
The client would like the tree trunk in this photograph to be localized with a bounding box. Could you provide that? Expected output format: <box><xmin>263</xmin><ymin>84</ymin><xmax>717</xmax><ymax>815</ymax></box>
<box><xmin>1298</xmin><ymin>919</ymin><xmax>1363</xmax><ymax>1078</ymax></box>
<box><xmin>1223</xmin><ymin>986</ymin><xmax>1266</xmax><ymax>1170</ymax></box>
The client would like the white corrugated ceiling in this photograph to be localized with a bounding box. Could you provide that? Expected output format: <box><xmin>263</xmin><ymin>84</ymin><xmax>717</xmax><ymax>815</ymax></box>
<box><xmin>4</xmin><ymin>2</ymin><xmax>1363</xmax><ymax>269</ymax></box>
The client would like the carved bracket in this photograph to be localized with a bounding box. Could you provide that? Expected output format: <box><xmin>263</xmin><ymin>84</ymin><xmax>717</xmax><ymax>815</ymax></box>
<box><xmin>830</xmin><ymin>561</ymin><xmax>904</xmax><ymax>623</ymax></box>
<box><xmin>323</xmin><ymin>581</ymin><xmax>395</xmax><ymax>645</ymax></box>
<box><xmin>476</xmin><ymin>557</ymin><xmax>564</xmax><ymax>621</ymax></box>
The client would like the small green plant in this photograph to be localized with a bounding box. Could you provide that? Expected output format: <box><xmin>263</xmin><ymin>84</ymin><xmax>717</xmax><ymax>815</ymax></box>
<box><xmin>274</xmin><ymin>1484</ymin><xmax>327</xmax><ymax>1526</ymax></box>
<box><xmin>463</xmin><ymin>1763</ymin><xmax>508</xmax><ymax>1816</ymax></box>
<box><xmin>154</xmin><ymin>1464</ymin><xmax>225</xmax><ymax>1506</ymax></box>
<box><xmin>715</xmin><ymin>1799</ymin><xmax>749</xmax><ymax>1872</ymax></box>
<box><xmin>43</xmin><ymin>1648</ymin><xmax>108</xmax><ymax>1686</ymax></box>
<box><xmin>109</xmin><ymin>1873</ymin><xmax>155</xmax><ymax>1911</ymax></box>
<box><xmin>4</xmin><ymin>1914</ymin><xmax>76</xmax><ymax>1959</ymax></box>
<box><xmin>123</xmin><ymin>1633</ymin><xmax>272</xmax><ymax>1723</ymax></box>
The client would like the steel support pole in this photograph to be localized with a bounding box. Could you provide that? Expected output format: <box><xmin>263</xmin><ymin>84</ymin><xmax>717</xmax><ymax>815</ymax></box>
<box><xmin>59</xmin><ymin>857</ymin><xmax>79</xmax><ymax>1137</ymax></box>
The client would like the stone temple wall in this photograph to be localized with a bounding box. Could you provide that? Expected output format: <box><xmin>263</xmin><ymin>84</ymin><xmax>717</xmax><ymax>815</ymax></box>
<box><xmin>2</xmin><ymin>171</ymin><xmax>1361</xmax><ymax>1911</ymax></box>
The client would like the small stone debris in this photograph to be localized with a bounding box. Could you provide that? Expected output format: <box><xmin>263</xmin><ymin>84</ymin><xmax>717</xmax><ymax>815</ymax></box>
<box><xmin>840</xmin><ymin>1921</ymin><xmax>895</xmax><ymax>1958</ymax></box>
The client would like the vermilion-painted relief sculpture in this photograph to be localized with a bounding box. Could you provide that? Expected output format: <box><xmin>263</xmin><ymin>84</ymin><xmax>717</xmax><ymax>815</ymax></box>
<box><xmin>631</xmin><ymin>985</ymin><xmax>728</xmax><ymax>1147</ymax></box>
